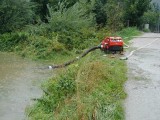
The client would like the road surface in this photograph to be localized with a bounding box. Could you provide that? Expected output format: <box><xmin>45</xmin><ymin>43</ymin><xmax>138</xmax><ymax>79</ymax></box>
<box><xmin>125</xmin><ymin>33</ymin><xmax>160</xmax><ymax>120</ymax></box>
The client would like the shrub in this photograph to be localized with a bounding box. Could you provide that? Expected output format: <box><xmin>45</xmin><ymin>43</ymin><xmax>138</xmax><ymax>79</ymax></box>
<box><xmin>0</xmin><ymin>32</ymin><xmax>28</xmax><ymax>51</ymax></box>
<box><xmin>19</xmin><ymin>35</ymin><xmax>67</xmax><ymax>59</ymax></box>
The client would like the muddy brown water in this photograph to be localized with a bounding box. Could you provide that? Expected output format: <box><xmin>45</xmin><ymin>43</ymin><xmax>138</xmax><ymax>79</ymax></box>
<box><xmin>0</xmin><ymin>52</ymin><xmax>53</xmax><ymax>120</ymax></box>
<box><xmin>125</xmin><ymin>33</ymin><xmax>160</xmax><ymax>120</ymax></box>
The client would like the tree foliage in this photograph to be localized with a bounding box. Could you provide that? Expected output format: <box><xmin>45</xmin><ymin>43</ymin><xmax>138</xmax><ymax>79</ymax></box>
<box><xmin>30</xmin><ymin>0</ymin><xmax>78</xmax><ymax>22</ymax></box>
<box><xmin>0</xmin><ymin>0</ymin><xmax>155</xmax><ymax>34</ymax></box>
<box><xmin>30</xmin><ymin>0</ymin><xmax>49</xmax><ymax>23</ymax></box>
<box><xmin>106</xmin><ymin>0</ymin><xmax>124</xmax><ymax>31</ymax></box>
<box><xmin>0</xmin><ymin>0</ymin><xmax>35</xmax><ymax>33</ymax></box>
<box><xmin>141</xmin><ymin>3</ymin><xmax>160</xmax><ymax>31</ymax></box>
<box><xmin>124</xmin><ymin>0</ymin><xmax>152</xmax><ymax>26</ymax></box>
<box><xmin>48</xmin><ymin>1</ymin><xmax>94</xmax><ymax>32</ymax></box>
<box><xmin>47</xmin><ymin>1</ymin><xmax>95</xmax><ymax>49</ymax></box>
<box><xmin>92</xmin><ymin>0</ymin><xmax>107</xmax><ymax>27</ymax></box>
<box><xmin>0</xmin><ymin>0</ymin><xmax>156</xmax><ymax>34</ymax></box>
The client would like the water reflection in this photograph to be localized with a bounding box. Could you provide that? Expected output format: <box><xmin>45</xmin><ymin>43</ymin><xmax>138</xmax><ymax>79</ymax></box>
<box><xmin>0</xmin><ymin>52</ymin><xmax>53</xmax><ymax>120</ymax></box>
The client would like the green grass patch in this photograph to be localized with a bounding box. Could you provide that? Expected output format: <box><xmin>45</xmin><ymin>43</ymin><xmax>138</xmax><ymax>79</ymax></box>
<box><xmin>116</xmin><ymin>27</ymin><xmax>142</xmax><ymax>43</ymax></box>
<box><xmin>27</xmin><ymin>51</ymin><xmax>127</xmax><ymax>120</ymax></box>
<box><xmin>25</xmin><ymin>27</ymin><xmax>140</xmax><ymax>120</ymax></box>
<box><xmin>0</xmin><ymin>27</ymin><xmax>141</xmax><ymax>119</ymax></box>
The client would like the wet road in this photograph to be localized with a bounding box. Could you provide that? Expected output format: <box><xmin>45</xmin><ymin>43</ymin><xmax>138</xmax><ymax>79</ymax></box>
<box><xmin>125</xmin><ymin>33</ymin><xmax>160</xmax><ymax>120</ymax></box>
<box><xmin>0</xmin><ymin>52</ymin><xmax>53</xmax><ymax>120</ymax></box>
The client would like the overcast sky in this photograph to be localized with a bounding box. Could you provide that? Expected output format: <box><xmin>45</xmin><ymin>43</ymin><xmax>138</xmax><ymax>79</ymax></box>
<box><xmin>152</xmin><ymin>0</ymin><xmax>160</xmax><ymax>5</ymax></box>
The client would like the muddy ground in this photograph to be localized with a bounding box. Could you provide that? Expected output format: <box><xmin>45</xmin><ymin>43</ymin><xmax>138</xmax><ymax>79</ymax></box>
<box><xmin>125</xmin><ymin>33</ymin><xmax>160</xmax><ymax>120</ymax></box>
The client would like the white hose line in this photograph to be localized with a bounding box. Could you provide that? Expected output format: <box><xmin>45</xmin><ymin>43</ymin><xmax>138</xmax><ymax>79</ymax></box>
<box><xmin>120</xmin><ymin>38</ymin><xmax>159</xmax><ymax>60</ymax></box>
<box><xmin>123</xmin><ymin>42</ymin><xmax>130</xmax><ymax>49</ymax></box>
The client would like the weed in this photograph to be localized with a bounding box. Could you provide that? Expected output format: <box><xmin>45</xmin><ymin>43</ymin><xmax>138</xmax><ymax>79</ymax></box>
<box><xmin>27</xmin><ymin>50</ymin><xmax>127</xmax><ymax>120</ymax></box>
<box><xmin>0</xmin><ymin>27</ymin><xmax>140</xmax><ymax>120</ymax></box>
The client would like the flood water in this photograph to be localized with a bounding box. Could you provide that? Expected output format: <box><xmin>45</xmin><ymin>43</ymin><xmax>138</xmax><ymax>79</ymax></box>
<box><xmin>0</xmin><ymin>52</ymin><xmax>53</xmax><ymax>120</ymax></box>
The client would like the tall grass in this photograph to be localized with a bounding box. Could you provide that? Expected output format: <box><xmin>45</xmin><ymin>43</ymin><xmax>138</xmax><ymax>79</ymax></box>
<box><xmin>26</xmin><ymin>27</ymin><xmax>140</xmax><ymax>120</ymax></box>
<box><xmin>0</xmin><ymin>26</ymin><xmax>140</xmax><ymax>119</ymax></box>
<box><xmin>116</xmin><ymin>27</ymin><xmax>141</xmax><ymax>43</ymax></box>
<box><xmin>27</xmin><ymin>51</ymin><xmax>127</xmax><ymax>120</ymax></box>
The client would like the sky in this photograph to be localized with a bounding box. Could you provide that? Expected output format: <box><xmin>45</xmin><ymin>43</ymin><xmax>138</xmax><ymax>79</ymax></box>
<box><xmin>152</xmin><ymin>0</ymin><xmax>160</xmax><ymax>5</ymax></box>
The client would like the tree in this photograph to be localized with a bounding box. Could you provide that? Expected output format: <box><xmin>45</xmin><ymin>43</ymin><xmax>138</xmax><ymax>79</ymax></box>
<box><xmin>92</xmin><ymin>0</ymin><xmax>107</xmax><ymax>27</ymax></box>
<box><xmin>31</xmin><ymin>0</ymin><xmax>78</xmax><ymax>23</ymax></box>
<box><xmin>124</xmin><ymin>0</ymin><xmax>151</xmax><ymax>27</ymax></box>
<box><xmin>0</xmin><ymin>0</ymin><xmax>35</xmax><ymax>33</ymax></box>
<box><xmin>31</xmin><ymin>0</ymin><xmax>49</xmax><ymax>23</ymax></box>
<box><xmin>47</xmin><ymin>1</ymin><xmax>94</xmax><ymax>49</ymax></box>
<box><xmin>106</xmin><ymin>0</ymin><xmax>124</xmax><ymax>31</ymax></box>
<box><xmin>141</xmin><ymin>3</ymin><xmax>160</xmax><ymax>31</ymax></box>
<box><xmin>49</xmin><ymin>0</ymin><xmax>78</xmax><ymax>10</ymax></box>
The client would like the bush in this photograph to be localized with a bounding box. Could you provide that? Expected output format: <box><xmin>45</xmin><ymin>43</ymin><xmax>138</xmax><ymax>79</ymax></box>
<box><xmin>0</xmin><ymin>0</ymin><xmax>35</xmax><ymax>33</ymax></box>
<box><xmin>46</xmin><ymin>2</ymin><xmax>96</xmax><ymax>50</ymax></box>
<box><xmin>19</xmin><ymin>34</ymin><xmax>68</xmax><ymax>59</ymax></box>
<box><xmin>0</xmin><ymin>30</ymin><xmax>69</xmax><ymax>59</ymax></box>
<box><xmin>0</xmin><ymin>32</ymin><xmax>28</xmax><ymax>51</ymax></box>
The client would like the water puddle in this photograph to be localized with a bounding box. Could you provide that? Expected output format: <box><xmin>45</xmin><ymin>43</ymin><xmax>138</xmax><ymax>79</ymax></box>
<box><xmin>0</xmin><ymin>52</ymin><xmax>53</xmax><ymax>120</ymax></box>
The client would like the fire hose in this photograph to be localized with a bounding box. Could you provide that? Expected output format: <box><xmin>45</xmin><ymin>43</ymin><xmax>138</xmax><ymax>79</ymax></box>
<box><xmin>48</xmin><ymin>46</ymin><xmax>101</xmax><ymax>69</ymax></box>
<box><xmin>47</xmin><ymin>42</ymin><xmax>132</xmax><ymax>69</ymax></box>
<box><xmin>120</xmin><ymin>38</ymin><xmax>159</xmax><ymax>60</ymax></box>
<box><xmin>48</xmin><ymin>37</ymin><xmax>159</xmax><ymax>69</ymax></box>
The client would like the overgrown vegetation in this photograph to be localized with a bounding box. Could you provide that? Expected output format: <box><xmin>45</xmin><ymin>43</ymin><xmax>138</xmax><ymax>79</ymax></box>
<box><xmin>25</xmin><ymin>28</ymin><xmax>141</xmax><ymax>120</ymax></box>
<box><xmin>0</xmin><ymin>0</ymin><xmax>156</xmax><ymax>119</ymax></box>
<box><xmin>27</xmin><ymin>52</ymin><xmax>127</xmax><ymax>120</ymax></box>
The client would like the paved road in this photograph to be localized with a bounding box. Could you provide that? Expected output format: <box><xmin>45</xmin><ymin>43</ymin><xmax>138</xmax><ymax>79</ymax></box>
<box><xmin>125</xmin><ymin>33</ymin><xmax>160</xmax><ymax>120</ymax></box>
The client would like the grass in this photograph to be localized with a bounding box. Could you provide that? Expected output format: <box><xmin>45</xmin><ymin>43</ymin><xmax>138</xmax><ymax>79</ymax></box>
<box><xmin>26</xmin><ymin>27</ymin><xmax>141</xmax><ymax>120</ymax></box>
<box><xmin>116</xmin><ymin>27</ymin><xmax>141</xmax><ymax>43</ymax></box>
<box><xmin>0</xmin><ymin>27</ymin><xmax>141</xmax><ymax>120</ymax></box>
<box><xmin>27</xmin><ymin>50</ymin><xmax>127</xmax><ymax>120</ymax></box>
